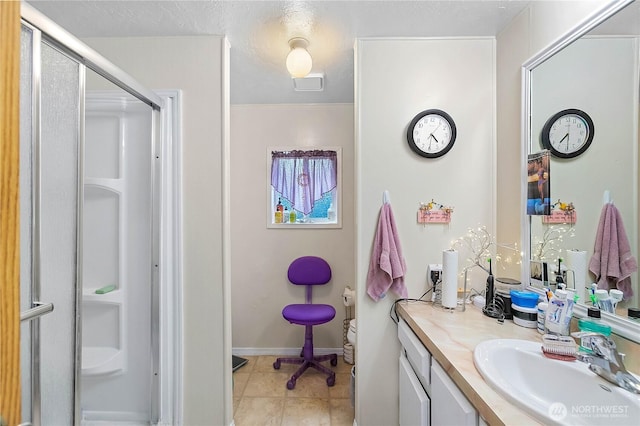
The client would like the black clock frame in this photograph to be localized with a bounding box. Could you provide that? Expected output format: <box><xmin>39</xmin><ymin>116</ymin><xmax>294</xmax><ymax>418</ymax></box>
<box><xmin>406</xmin><ymin>109</ymin><xmax>457</xmax><ymax>158</ymax></box>
<box><xmin>541</xmin><ymin>108</ymin><xmax>594</xmax><ymax>159</ymax></box>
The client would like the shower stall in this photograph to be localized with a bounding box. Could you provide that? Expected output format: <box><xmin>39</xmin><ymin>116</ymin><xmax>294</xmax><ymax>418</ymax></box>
<box><xmin>19</xmin><ymin>4</ymin><xmax>181</xmax><ymax>425</ymax></box>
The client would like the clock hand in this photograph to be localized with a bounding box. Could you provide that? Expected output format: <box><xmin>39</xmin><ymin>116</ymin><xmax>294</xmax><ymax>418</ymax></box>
<box><xmin>429</xmin><ymin>133</ymin><xmax>440</xmax><ymax>145</ymax></box>
<box><xmin>558</xmin><ymin>133</ymin><xmax>569</xmax><ymax>146</ymax></box>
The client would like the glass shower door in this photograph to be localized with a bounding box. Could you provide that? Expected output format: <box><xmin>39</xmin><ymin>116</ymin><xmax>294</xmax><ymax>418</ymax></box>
<box><xmin>20</xmin><ymin>6</ymin><xmax>163</xmax><ymax>423</ymax></box>
<box><xmin>20</xmin><ymin>24</ymin><xmax>82</xmax><ymax>425</ymax></box>
<box><xmin>80</xmin><ymin>70</ymin><xmax>156</xmax><ymax>423</ymax></box>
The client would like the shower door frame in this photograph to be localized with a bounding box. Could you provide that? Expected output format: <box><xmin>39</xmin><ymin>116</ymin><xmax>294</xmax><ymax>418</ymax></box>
<box><xmin>20</xmin><ymin>3</ymin><xmax>183</xmax><ymax>425</ymax></box>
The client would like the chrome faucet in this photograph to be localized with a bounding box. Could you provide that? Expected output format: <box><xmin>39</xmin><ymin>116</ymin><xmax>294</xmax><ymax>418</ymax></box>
<box><xmin>575</xmin><ymin>332</ymin><xmax>640</xmax><ymax>395</ymax></box>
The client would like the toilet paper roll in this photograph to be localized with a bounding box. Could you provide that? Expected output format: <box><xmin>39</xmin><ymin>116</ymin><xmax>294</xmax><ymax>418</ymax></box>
<box><xmin>343</xmin><ymin>287</ymin><xmax>355</xmax><ymax>307</ymax></box>
<box><xmin>442</xmin><ymin>249</ymin><xmax>458</xmax><ymax>309</ymax></box>
<box><xmin>566</xmin><ymin>249</ymin><xmax>587</xmax><ymax>303</ymax></box>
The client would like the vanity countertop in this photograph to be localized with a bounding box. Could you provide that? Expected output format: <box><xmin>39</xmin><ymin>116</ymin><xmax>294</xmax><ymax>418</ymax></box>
<box><xmin>397</xmin><ymin>301</ymin><xmax>545</xmax><ymax>426</ymax></box>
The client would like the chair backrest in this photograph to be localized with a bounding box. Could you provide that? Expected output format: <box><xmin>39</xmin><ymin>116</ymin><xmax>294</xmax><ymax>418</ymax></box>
<box><xmin>288</xmin><ymin>256</ymin><xmax>331</xmax><ymax>286</ymax></box>
<box><xmin>288</xmin><ymin>257</ymin><xmax>331</xmax><ymax>304</ymax></box>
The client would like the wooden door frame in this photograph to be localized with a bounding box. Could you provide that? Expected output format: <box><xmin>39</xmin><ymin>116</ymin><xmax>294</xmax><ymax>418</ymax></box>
<box><xmin>0</xmin><ymin>1</ymin><xmax>22</xmax><ymax>425</ymax></box>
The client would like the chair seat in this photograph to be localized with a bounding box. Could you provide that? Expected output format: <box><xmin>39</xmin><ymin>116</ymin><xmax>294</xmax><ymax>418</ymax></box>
<box><xmin>282</xmin><ymin>304</ymin><xmax>336</xmax><ymax>325</ymax></box>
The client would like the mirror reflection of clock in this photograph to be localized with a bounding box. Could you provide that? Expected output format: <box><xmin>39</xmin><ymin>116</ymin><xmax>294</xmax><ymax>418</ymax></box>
<box><xmin>541</xmin><ymin>109</ymin><xmax>594</xmax><ymax>158</ymax></box>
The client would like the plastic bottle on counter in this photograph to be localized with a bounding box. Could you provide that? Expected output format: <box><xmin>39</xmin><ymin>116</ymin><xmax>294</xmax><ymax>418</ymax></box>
<box><xmin>544</xmin><ymin>289</ymin><xmax>573</xmax><ymax>336</ymax></box>
<box><xmin>537</xmin><ymin>302</ymin><xmax>548</xmax><ymax>334</ymax></box>
<box><xmin>289</xmin><ymin>209</ymin><xmax>296</xmax><ymax>223</ymax></box>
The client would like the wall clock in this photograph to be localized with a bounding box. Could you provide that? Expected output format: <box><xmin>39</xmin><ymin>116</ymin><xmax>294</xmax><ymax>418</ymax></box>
<box><xmin>407</xmin><ymin>109</ymin><xmax>456</xmax><ymax>158</ymax></box>
<box><xmin>541</xmin><ymin>108</ymin><xmax>594</xmax><ymax>158</ymax></box>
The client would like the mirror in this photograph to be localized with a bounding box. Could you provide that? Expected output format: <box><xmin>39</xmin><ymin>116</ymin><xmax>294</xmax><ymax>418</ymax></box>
<box><xmin>523</xmin><ymin>0</ymin><xmax>640</xmax><ymax>343</ymax></box>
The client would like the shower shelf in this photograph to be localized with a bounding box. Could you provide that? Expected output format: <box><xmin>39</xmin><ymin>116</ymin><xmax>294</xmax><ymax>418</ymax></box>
<box><xmin>81</xmin><ymin>296</ymin><xmax>126</xmax><ymax>376</ymax></box>
<box><xmin>83</xmin><ymin>288</ymin><xmax>123</xmax><ymax>304</ymax></box>
<box><xmin>85</xmin><ymin>177</ymin><xmax>124</xmax><ymax>193</ymax></box>
<box><xmin>82</xmin><ymin>346</ymin><xmax>125</xmax><ymax>376</ymax></box>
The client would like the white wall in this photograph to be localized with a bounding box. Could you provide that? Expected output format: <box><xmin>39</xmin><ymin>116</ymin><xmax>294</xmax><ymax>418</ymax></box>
<box><xmin>83</xmin><ymin>36</ymin><xmax>229</xmax><ymax>426</ymax></box>
<box><xmin>355</xmin><ymin>37</ymin><xmax>496</xmax><ymax>426</ymax></box>
<box><xmin>230</xmin><ymin>104</ymin><xmax>355</xmax><ymax>352</ymax></box>
<box><xmin>496</xmin><ymin>6</ymin><xmax>532</xmax><ymax>279</ymax></box>
<box><xmin>529</xmin><ymin>0</ymin><xmax>611</xmax><ymax>52</ymax></box>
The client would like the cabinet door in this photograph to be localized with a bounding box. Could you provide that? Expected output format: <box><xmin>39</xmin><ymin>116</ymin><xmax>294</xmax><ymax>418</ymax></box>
<box><xmin>431</xmin><ymin>361</ymin><xmax>477</xmax><ymax>426</ymax></box>
<box><xmin>398</xmin><ymin>319</ymin><xmax>431</xmax><ymax>391</ymax></box>
<box><xmin>399</xmin><ymin>353</ymin><xmax>430</xmax><ymax>426</ymax></box>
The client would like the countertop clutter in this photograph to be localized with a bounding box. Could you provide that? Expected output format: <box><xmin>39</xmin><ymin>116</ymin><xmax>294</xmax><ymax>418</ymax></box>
<box><xmin>397</xmin><ymin>301</ymin><xmax>544</xmax><ymax>426</ymax></box>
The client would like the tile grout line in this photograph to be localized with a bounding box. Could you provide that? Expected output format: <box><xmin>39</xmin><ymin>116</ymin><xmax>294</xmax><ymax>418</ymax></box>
<box><xmin>234</xmin><ymin>355</ymin><xmax>353</xmax><ymax>425</ymax></box>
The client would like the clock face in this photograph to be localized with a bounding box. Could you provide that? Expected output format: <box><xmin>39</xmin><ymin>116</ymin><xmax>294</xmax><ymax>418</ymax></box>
<box><xmin>407</xmin><ymin>109</ymin><xmax>456</xmax><ymax>158</ymax></box>
<box><xmin>542</xmin><ymin>109</ymin><xmax>594</xmax><ymax>158</ymax></box>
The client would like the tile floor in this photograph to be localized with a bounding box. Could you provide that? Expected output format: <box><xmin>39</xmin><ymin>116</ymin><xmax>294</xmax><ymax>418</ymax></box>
<box><xmin>233</xmin><ymin>355</ymin><xmax>355</xmax><ymax>426</ymax></box>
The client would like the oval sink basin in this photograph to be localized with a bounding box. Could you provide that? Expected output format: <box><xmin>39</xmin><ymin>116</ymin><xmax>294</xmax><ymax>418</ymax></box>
<box><xmin>473</xmin><ymin>339</ymin><xmax>640</xmax><ymax>425</ymax></box>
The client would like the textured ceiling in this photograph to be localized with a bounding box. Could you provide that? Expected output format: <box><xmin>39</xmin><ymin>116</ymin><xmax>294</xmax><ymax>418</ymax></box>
<box><xmin>26</xmin><ymin>1</ymin><xmax>532</xmax><ymax>104</ymax></box>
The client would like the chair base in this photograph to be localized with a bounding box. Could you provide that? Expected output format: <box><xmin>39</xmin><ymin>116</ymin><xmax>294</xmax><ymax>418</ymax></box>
<box><xmin>274</xmin><ymin>353</ymin><xmax>338</xmax><ymax>389</ymax></box>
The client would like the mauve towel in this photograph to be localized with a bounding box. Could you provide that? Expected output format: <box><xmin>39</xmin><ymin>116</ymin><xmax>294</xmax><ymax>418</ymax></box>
<box><xmin>588</xmin><ymin>203</ymin><xmax>637</xmax><ymax>300</ymax></box>
<box><xmin>366</xmin><ymin>203</ymin><xmax>407</xmax><ymax>301</ymax></box>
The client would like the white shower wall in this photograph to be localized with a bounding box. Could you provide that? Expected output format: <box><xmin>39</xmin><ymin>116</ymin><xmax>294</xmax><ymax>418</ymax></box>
<box><xmin>81</xmin><ymin>94</ymin><xmax>154</xmax><ymax>423</ymax></box>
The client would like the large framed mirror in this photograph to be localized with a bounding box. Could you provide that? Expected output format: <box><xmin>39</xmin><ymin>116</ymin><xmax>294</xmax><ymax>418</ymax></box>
<box><xmin>522</xmin><ymin>0</ymin><xmax>640</xmax><ymax>343</ymax></box>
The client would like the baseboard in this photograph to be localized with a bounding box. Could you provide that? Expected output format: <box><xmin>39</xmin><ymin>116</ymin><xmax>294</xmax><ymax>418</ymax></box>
<box><xmin>232</xmin><ymin>347</ymin><xmax>344</xmax><ymax>357</ymax></box>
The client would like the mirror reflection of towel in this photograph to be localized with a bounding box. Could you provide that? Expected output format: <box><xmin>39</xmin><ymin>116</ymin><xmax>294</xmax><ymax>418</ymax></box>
<box><xmin>588</xmin><ymin>203</ymin><xmax>637</xmax><ymax>299</ymax></box>
<box><xmin>366</xmin><ymin>203</ymin><xmax>407</xmax><ymax>302</ymax></box>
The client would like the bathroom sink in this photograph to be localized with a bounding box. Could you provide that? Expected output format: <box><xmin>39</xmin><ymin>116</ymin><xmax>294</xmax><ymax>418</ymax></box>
<box><xmin>473</xmin><ymin>339</ymin><xmax>640</xmax><ymax>425</ymax></box>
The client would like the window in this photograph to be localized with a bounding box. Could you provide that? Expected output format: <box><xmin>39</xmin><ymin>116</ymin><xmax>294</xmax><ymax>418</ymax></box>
<box><xmin>267</xmin><ymin>148</ymin><xmax>341</xmax><ymax>228</ymax></box>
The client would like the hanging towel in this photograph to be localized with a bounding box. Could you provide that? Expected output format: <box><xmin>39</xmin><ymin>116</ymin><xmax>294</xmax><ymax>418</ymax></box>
<box><xmin>366</xmin><ymin>203</ymin><xmax>407</xmax><ymax>301</ymax></box>
<box><xmin>588</xmin><ymin>203</ymin><xmax>637</xmax><ymax>300</ymax></box>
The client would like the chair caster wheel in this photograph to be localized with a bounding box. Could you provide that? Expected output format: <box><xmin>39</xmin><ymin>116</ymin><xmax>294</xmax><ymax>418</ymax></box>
<box><xmin>287</xmin><ymin>379</ymin><xmax>296</xmax><ymax>390</ymax></box>
<box><xmin>327</xmin><ymin>375</ymin><xmax>335</xmax><ymax>387</ymax></box>
<box><xmin>330</xmin><ymin>357</ymin><xmax>338</xmax><ymax>367</ymax></box>
<box><xmin>273</xmin><ymin>360</ymin><xmax>280</xmax><ymax>370</ymax></box>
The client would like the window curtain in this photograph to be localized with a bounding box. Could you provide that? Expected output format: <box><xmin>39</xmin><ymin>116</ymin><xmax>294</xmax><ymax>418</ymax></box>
<box><xmin>271</xmin><ymin>150</ymin><xmax>337</xmax><ymax>215</ymax></box>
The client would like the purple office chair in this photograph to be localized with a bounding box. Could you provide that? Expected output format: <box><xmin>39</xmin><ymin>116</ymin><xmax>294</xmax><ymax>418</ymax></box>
<box><xmin>273</xmin><ymin>256</ymin><xmax>337</xmax><ymax>389</ymax></box>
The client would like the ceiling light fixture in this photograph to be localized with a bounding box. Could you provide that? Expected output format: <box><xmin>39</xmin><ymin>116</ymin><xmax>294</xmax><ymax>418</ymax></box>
<box><xmin>286</xmin><ymin>37</ymin><xmax>312</xmax><ymax>78</ymax></box>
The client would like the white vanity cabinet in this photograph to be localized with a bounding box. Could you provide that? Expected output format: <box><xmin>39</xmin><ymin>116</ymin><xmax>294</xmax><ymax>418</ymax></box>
<box><xmin>431</xmin><ymin>360</ymin><xmax>477</xmax><ymax>425</ymax></box>
<box><xmin>399</xmin><ymin>353</ymin><xmax>430</xmax><ymax>426</ymax></box>
<box><xmin>398</xmin><ymin>319</ymin><xmax>431</xmax><ymax>425</ymax></box>
<box><xmin>398</xmin><ymin>318</ymin><xmax>484</xmax><ymax>426</ymax></box>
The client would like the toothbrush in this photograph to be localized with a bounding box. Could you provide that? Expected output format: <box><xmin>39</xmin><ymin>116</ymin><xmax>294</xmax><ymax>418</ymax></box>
<box><xmin>589</xmin><ymin>283</ymin><xmax>598</xmax><ymax>306</ymax></box>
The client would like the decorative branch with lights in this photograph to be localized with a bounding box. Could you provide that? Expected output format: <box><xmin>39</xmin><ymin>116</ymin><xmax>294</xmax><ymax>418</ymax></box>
<box><xmin>531</xmin><ymin>224</ymin><xmax>575</xmax><ymax>262</ymax></box>
<box><xmin>450</xmin><ymin>225</ymin><xmax>520</xmax><ymax>274</ymax></box>
<box><xmin>450</xmin><ymin>225</ymin><xmax>521</xmax><ymax>310</ymax></box>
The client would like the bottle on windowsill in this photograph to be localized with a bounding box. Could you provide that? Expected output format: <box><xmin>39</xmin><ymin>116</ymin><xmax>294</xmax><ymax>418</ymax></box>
<box><xmin>327</xmin><ymin>203</ymin><xmax>336</xmax><ymax>222</ymax></box>
<box><xmin>275</xmin><ymin>198</ymin><xmax>284</xmax><ymax>224</ymax></box>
